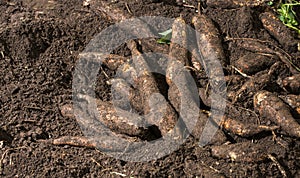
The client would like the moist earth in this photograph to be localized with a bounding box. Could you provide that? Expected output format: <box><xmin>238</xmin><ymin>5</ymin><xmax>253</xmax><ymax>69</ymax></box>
<box><xmin>0</xmin><ymin>0</ymin><xmax>300</xmax><ymax>177</ymax></box>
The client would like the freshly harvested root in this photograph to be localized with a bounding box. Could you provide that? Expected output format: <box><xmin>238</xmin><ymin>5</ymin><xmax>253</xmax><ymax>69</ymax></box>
<box><xmin>192</xmin><ymin>13</ymin><xmax>228</xmax><ymax>69</ymax></box>
<box><xmin>280</xmin><ymin>94</ymin><xmax>300</xmax><ymax>111</ymax></box>
<box><xmin>190</xmin><ymin>48</ymin><xmax>203</xmax><ymax>72</ymax></box>
<box><xmin>211</xmin><ymin>140</ymin><xmax>280</xmax><ymax>162</ymax></box>
<box><xmin>233</xmin><ymin>61</ymin><xmax>285</xmax><ymax>103</ymax></box>
<box><xmin>236</xmin><ymin>7</ymin><xmax>255</xmax><ymax>37</ymax></box>
<box><xmin>110</xmin><ymin>78</ymin><xmax>140</xmax><ymax>112</ymax></box>
<box><xmin>235</xmin><ymin>38</ymin><xmax>275</xmax><ymax>54</ymax></box>
<box><xmin>192</xmin><ymin>112</ymin><xmax>227</xmax><ymax>146</ymax></box>
<box><xmin>167</xmin><ymin>16</ymin><xmax>189</xmax><ymax>70</ymax></box>
<box><xmin>254</xmin><ymin>90</ymin><xmax>300</xmax><ymax>138</ymax></box>
<box><xmin>234</xmin><ymin>53</ymin><xmax>278</xmax><ymax>75</ymax></box>
<box><xmin>220</xmin><ymin>115</ymin><xmax>279</xmax><ymax>137</ymax></box>
<box><xmin>126</xmin><ymin>40</ymin><xmax>179</xmax><ymax>135</ymax></box>
<box><xmin>201</xmin><ymin>109</ymin><xmax>278</xmax><ymax>137</ymax></box>
<box><xmin>260</xmin><ymin>11</ymin><xmax>299</xmax><ymax>52</ymax></box>
<box><xmin>232</xmin><ymin>70</ymin><xmax>271</xmax><ymax>103</ymax></box>
<box><xmin>280</xmin><ymin>94</ymin><xmax>300</xmax><ymax>118</ymax></box>
<box><xmin>192</xmin><ymin>12</ymin><xmax>228</xmax><ymax>108</ymax></box>
<box><xmin>167</xmin><ymin>16</ymin><xmax>191</xmax><ymax>112</ymax></box>
<box><xmin>282</xmin><ymin>74</ymin><xmax>300</xmax><ymax>95</ymax></box>
<box><xmin>166</xmin><ymin>16</ymin><xmax>189</xmax><ymax>83</ymax></box>
<box><xmin>101</xmin><ymin>54</ymin><xmax>130</xmax><ymax>71</ymax></box>
<box><xmin>206</xmin><ymin>0</ymin><xmax>268</xmax><ymax>9</ymax></box>
<box><xmin>139</xmin><ymin>38</ymin><xmax>169</xmax><ymax>54</ymax></box>
<box><xmin>51</xmin><ymin>136</ymin><xmax>97</xmax><ymax>148</ymax></box>
<box><xmin>199</xmin><ymin>75</ymin><xmax>245</xmax><ymax>106</ymax></box>
<box><xmin>233</xmin><ymin>38</ymin><xmax>300</xmax><ymax>74</ymax></box>
<box><xmin>199</xmin><ymin>88</ymin><xmax>227</xmax><ymax>110</ymax></box>
<box><xmin>60</xmin><ymin>101</ymin><xmax>151</xmax><ymax>137</ymax></box>
<box><xmin>49</xmin><ymin>134</ymin><xmax>138</xmax><ymax>151</ymax></box>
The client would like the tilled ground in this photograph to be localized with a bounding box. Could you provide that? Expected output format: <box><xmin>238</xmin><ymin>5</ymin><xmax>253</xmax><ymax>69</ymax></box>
<box><xmin>0</xmin><ymin>0</ymin><xmax>300</xmax><ymax>177</ymax></box>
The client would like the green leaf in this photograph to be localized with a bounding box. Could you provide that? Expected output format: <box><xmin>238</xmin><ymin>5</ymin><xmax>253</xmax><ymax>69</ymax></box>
<box><xmin>158</xmin><ymin>29</ymin><xmax>172</xmax><ymax>36</ymax></box>
<box><xmin>277</xmin><ymin>1</ymin><xmax>300</xmax><ymax>35</ymax></box>
<box><xmin>267</xmin><ymin>1</ymin><xmax>274</xmax><ymax>6</ymax></box>
<box><xmin>157</xmin><ymin>29</ymin><xmax>172</xmax><ymax>44</ymax></box>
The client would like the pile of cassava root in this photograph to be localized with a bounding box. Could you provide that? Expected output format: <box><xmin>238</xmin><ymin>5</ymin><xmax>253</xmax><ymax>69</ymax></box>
<box><xmin>46</xmin><ymin>0</ymin><xmax>300</xmax><ymax>164</ymax></box>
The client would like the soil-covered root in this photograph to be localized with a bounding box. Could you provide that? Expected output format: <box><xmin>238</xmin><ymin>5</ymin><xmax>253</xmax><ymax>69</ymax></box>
<box><xmin>51</xmin><ymin>136</ymin><xmax>97</xmax><ymax>148</ymax></box>
<box><xmin>192</xmin><ymin>14</ymin><xmax>227</xmax><ymax>68</ymax></box>
<box><xmin>206</xmin><ymin>0</ymin><xmax>268</xmax><ymax>8</ymax></box>
<box><xmin>220</xmin><ymin>115</ymin><xmax>278</xmax><ymax>137</ymax></box>
<box><xmin>282</xmin><ymin>74</ymin><xmax>300</xmax><ymax>95</ymax></box>
<box><xmin>280</xmin><ymin>94</ymin><xmax>300</xmax><ymax>111</ymax></box>
<box><xmin>232</xmin><ymin>61</ymin><xmax>283</xmax><ymax>103</ymax></box>
<box><xmin>254</xmin><ymin>90</ymin><xmax>300</xmax><ymax>138</ymax></box>
<box><xmin>280</xmin><ymin>94</ymin><xmax>300</xmax><ymax>118</ymax></box>
<box><xmin>101</xmin><ymin>54</ymin><xmax>130</xmax><ymax>71</ymax></box>
<box><xmin>192</xmin><ymin>13</ymin><xmax>227</xmax><ymax>96</ymax></box>
<box><xmin>191</xmin><ymin>112</ymin><xmax>227</xmax><ymax>146</ymax></box>
<box><xmin>232</xmin><ymin>70</ymin><xmax>271</xmax><ymax>103</ymax></box>
<box><xmin>127</xmin><ymin>40</ymin><xmax>179</xmax><ymax>136</ymax></box>
<box><xmin>200</xmin><ymin>109</ymin><xmax>278</xmax><ymax>137</ymax></box>
<box><xmin>211</xmin><ymin>140</ymin><xmax>282</xmax><ymax>162</ymax></box>
<box><xmin>49</xmin><ymin>134</ymin><xmax>138</xmax><ymax>151</ymax></box>
<box><xmin>167</xmin><ymin>16</ymin><xmax>194</xmax><ymax>112</ymax></box>
<box><xmin>167</xmin><ymin>16</ymin><xmax>189</xmax><ymax>71</ymax></box>
<box><xmin>260</xmin><ymin>11</ymin><xmax>299</xmax><ymax>53</ymax></box>
<box><xmin>234</xmin><ymin>38</ymin><xmax>300</xmax><ymax>74</ymax></box>
<box><xmin>234</xmin><ymin>53</ymin><xmax>278</xmax><ymax>75</ymax></box>
<box><xmin>60</xmin><ymin>101</ymin><xmax>151</xmax><ymax>138</ymax></box>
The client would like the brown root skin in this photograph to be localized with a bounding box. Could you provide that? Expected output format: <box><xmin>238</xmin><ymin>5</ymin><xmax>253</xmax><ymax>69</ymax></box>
<box><xmin>126</xmin><ymin>40</ymin><xmax>178</xmax><ymax>135</ymax></box>
<box><xmin>234</xmin><ymin>53</ymin><xmax>278</xmax><ymax>75</ymax></box>
<box><xmin>51</xmin><ymin>134</ymin><xmax>139</xmax><ymax>151</ymax></box>
<box><xmin>191</xmin><ymin>112</ymin><xmax>227</xmax><ymax>146</ymax></box>
<box><xmin>200</xmin><ymin>108</ymin><xmax>278</xmax><ymax>137</ymax></box>
<box><xmin>280</xmin><ymin>94</ymin><xmax>300</xmax><ymax>119</ymax></box>
<box><xmin>192</xmin><ymin>14</ymin><xmax>228</xmax><ymax>69</ymax></box>
<box><xmin>282</xmin><ymin>74</ymin><xmax>300</xmax><ymax>95</ymax></box>
<box><xmin>233</xmin><ymin>70</ymin><xmax>271</xmax><ymax>103</ymax></box>
<box><xmin>220</xmin><ymin>115</ymin><xmax>279</xmax><ymax>137</ymax></box>
<box><xmin>235</xmin><ymin>38</ymin><xmax>300</xmax><ymax>75</ymax></box>
<box><xmin>254</xmin><ymin>90</ymin><xmax>300</xmax><ymax>138</ymax></box>
<box><xmin>280</xmin><ymin>94</ymin><xmax>300</xmax><ymax>110</ymax></box>
<box><xmin>167</xmin><ymin>16</ymin><xmax>190</xmax><ymax>112</ymax></box>
<box><xmin>168</xmin><ymin>16</ymin><xmax>189</xmax><ymax>68</ymax></box>
<box><xmin>211</xmin><ymin>140</ymin><xmax>280</xmax><ymax>162</ymax></box>
<box><xmin>101</xmin><ymin>54</ymin><xmax>130</xmax><ymax>71</ymax></box>
<box><xmin>260</xmin><ymin>12</ymin><xmax>299</xmax><ymax>53</ymax></box>
<box><xmin>52</xmin><ymin>136</ymin><xmax>97</xmax><ymax>148</ymax></box>
<box><xmin>233</xmin><ymin>61</ymin><xmax>284</xmax><ymax>103</ymax></box>
<box><xmin>60</xmin><ymin>101</ymin><xmax>151</xmax><ymax>137</ymax></box>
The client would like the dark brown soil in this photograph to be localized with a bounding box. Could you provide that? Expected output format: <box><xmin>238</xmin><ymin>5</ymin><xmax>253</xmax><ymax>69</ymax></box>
<box><xmin>0</xmin><ymin>0</ymin><xmax>300</xmax><ymax>177</ymax></box>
